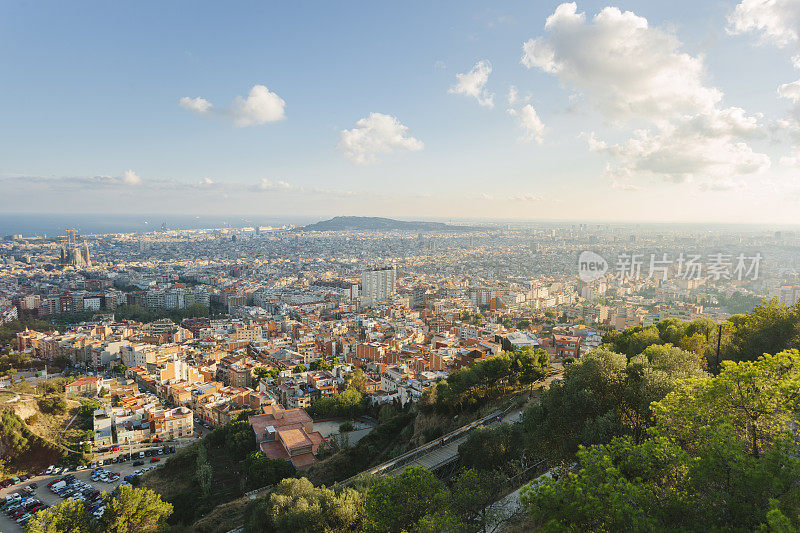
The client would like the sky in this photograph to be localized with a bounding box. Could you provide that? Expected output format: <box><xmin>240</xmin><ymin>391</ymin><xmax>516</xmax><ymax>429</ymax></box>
<box><xmin>2</xmin><ymin>0</ymin><xmax>800</xmax><ymax>223</ymax></box>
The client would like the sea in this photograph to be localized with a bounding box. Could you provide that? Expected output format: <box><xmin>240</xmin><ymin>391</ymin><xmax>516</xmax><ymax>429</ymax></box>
<box><xmin>0</xmin><ymin>214</ymin><xmax>319</xmax><ymax>238</ymax></box>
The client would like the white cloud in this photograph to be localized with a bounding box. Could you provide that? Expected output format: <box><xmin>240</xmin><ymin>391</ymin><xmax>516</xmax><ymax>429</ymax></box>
<box><xmin>178</xmin><ymin>96</ymin><xmax>212</xmax><ymax>114</ymax></box>
<box><xmin>122</xmin><ymin>170</ymin><xmax>142</xmax><ymax>186</ymax></box>
<box><xmin>697</xmin><ymin>179</ymin><xmax>748</xmax><ymax>192</ymax></box>
<box><xmin>312</xmin><ymin>187</ymin><xmax>357</xmax><ymax>197</ymax></box>
<box><xmin>728</xmin><ymin>0</ymin><xmax>800</xmax><ymax>47</ymax></box>
<box><xmin>449</xmin><ymin>60</ymin><xmax>495</xmax><ymax>108</ymax></box>
<box><xmin>2</xmin><ymin>170</ymin><xmax>146</xmax><ymax>189</ymax></box>
<box><xmin>727</xmin><ymin>2</ymin><xmax>800</xmax><ymax>172</ymax></box>
<box><xmin>507</xmin><ymin>86</ymin><xmax>520</xmax><ymax>106</ymax></box>
<box><xmin>337</xmin><ymin>113</ymin><xmax>424</xmax><ymax>164</ymax></box>
<box><xmin>780</xmin><ymin>147</ymin><xmax>800</xmax><ymax>166</ymax></box>
<box><xmin>585</xmin><ymin>132</ymin><xmax>607</xmax><ymax>151</ymax></box>
<box><xmin>506</xmin><ymin>85</ymin><xmax>533</xmax><ymax>107</ymax></box>
<box><xmin>611</xmin><ymin>179</ymin><xmax>640</xmax><ymax>191</ymax></box>
<box><xmin>231</xmin><ymin>85</ymin><xmax>286</xmax><ymax>127</ymax></box>
<box><xmin>508</xmin><ymin>193</ymin><xmax>543</xmax><ymax>201</ymax></box>
<box><xmin>521</xmin><ymin>2</ymin><xmax>721</xmax><ymax>120</ymax></box>
<box><xmin>179</xmin><ymin>85</ymin><xmax>285</xmax><ymax>127</ymax></box>
<box><xmin>258</xmin><ymin>179</ymin><xmax>293</xmax><ymax>191</ymax></box>
<box><xmin>523</xmin><ymin>3</ymin><xmax>769</xmax><ymax>185</ymax></box>
<box><xmin>592</xmin><ymin>108</ymin><xmax>769</xmax><ymax>182</ymax></box>
<box><xmin>507</xmin><ymin>104</ymin><xmax>546</xmax><ymax>144</ymax></box>
<box><xmin>779</xmin><ymin>79</ymin><xmax>800</xmax><ymax>103</ymax></box>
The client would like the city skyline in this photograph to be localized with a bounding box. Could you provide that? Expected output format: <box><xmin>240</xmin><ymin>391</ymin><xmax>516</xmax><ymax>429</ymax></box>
<box><xmin>3</xmin><ymin>1</ymin><xmax>800</xmax><ymax>222</ymax></box>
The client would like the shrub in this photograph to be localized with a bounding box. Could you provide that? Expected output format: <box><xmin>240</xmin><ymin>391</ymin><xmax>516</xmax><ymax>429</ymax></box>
<box><xmin>38</xmin><ymin>395</ymin><xmax>68</xmax><ymax>414</ymax></box>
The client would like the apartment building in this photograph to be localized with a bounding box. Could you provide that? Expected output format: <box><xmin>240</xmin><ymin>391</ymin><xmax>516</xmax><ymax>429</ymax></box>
<box><xmin>361</xmin><ymin>267</ymin><xmax>396</xmax><ymax>308</ymax></box>
<box><xmin>149</xmin><ymin>407</ymin><xmax>194</xmax><ymax>440</ymax></box>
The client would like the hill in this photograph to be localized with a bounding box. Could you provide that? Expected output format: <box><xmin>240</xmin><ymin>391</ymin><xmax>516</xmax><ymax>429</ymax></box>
<box><xmin>297</xmin><ymin>216</ymin><xmax>481</xmax><ymax>232</ymax></box>
<box><xmin>0</xmin><ymin>411</ymin><xmax>64</xmax><ymax>477</ymax></box>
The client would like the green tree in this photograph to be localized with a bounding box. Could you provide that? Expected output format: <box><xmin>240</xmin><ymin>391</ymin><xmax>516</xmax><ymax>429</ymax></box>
<box><xmin>522</xmin><ymin>345</ymin><xmax>706</xmax><ymax>463</ymax></box>
<box><xmin>511</xmin><ymin>346</ymin><xmax>550</xmax><ymax>390</ymax></box>
<box><xmin>241</xmin><ymin>451</ymin><xmax>295</xmax><ymax>491</ymax></box>
<box><xmin>98</xmin><ymin>485</ymin><xmax>173</xmax><ymax>533</ymax></box>
<box><xmin>25</xmin><ymin>498</ymin><xmax>90</xmax><ymax>533</ymax></box>
<box><xmin>654</xmin><ymin>349</ymin><xmax>800</xmax><ymax>458</ymax></box>
<box><xmin>450</xmin><ymin>468</ymin><xmax>508</xmax><ymax>533</ymax></box>
<box><xmin>365</xmin><ymin>466</ymin><xmax>449</xmax><ymax>532</ymax></box>
<box><xmin>308</xmin><ymin>388</ymin><xmax>366</xmax><ymax>419</ymax></box>
<box><xmin>224</xmin><ymin>420</ymin><xmax>257</xmax><ymax>459</ymax></box>
<box><xmin>347</xmin><ymin>367</ymin><xmax>367</xmax><ymax>393</ymax></box>
<box><xmin>254</xmin><ymin>366</ymin><xmax>278</xmax><ymax>381</ymax></box>
<box><xmin>521</xmin><ymin>348</ymin><xmax>800</xmax><ymax>532</ymax></box>
<box><xmin>255</xmin><ymin>477</ymin><xmax>366</xmax><ymax>533</ymax></box>
<box><xmin>195</xmin><ymin>444</ymin><xmax>212</xmax><ymax>497</ymax></box>
<box><xmin>309</xmin><ymin>359</ymin><xmax>332</xmax><ymax>371</ymax></box>
<box><xmin>679</xmin><ymin>332</ymin><xmax>708</xmax><ymax>357</ymax></box>
<box><xmin>293</xmin><ymin>364</ymin><xmax>306</xmax><ymax>374</ymax></box>
<box><xmin>38</xmin><ymin>395</ymin><xmax>67</xmax><ymax>415</ymax></box>
<box><xmin>458</xmin><ymin>423</ymin><xmax>523</xmax><ymax>473</ymax></box>
<box><xmin>725</xmin><ymin>300</ymin><xmax>800</xmax><ymax>362</ymax></box>
<box><xmin>625</xmin><ymin>326</ymin><xmax>663</xmax><ymax>356</ymax></box>
<box><xmin>520</xmin><ymin>436</ymin><xmax>691</xmax><ymax>532</ymax></box>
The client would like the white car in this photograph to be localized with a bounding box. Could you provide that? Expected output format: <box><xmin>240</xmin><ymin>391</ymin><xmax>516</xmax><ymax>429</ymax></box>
<box><xmin>45</xmin><ymin>466</ymin><xmax>54</xmax><ymax>475</ymax></box>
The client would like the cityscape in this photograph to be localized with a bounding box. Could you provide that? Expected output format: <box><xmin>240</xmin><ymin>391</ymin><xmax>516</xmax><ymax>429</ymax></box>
<box><xmin>3</xmin><ymin>1</ymin><xmax>800</xmax><ymax>532</ymax></box>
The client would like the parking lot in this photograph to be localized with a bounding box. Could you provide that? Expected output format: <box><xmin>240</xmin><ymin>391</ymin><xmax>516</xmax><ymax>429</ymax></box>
<box><xmin>0</xmin><ymin>446</ymin><xmax>174</xmax><ymax>532</ymax></box>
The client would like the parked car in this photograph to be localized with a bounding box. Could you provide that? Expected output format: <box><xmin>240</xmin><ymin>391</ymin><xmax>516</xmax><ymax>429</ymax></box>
<box><xmin>132</xmin><ymin>460</ymin><xmax>144</xmax><ymax>466</ymax></box>
<box><xmin>149</xmin><ymin>458</ymin><xmax>160</xmax><ymax>463</ymax></box>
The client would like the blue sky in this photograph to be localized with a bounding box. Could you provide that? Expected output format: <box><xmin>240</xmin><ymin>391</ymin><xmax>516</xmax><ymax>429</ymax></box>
<box><xmin>2</xmin><ymin>0</ymin><xmax>800</xmax><ymax>223</ymax></box>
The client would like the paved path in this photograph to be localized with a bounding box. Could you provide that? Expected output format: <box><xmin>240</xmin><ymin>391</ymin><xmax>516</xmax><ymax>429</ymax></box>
<box><xmin>57</xmin><ymin>411</ymin><xmax>80</xmax><ymax>446</ymax></box>
<box><xmin>0</xmin><ymin>388</ymin><xmax>20</xmax><ymax>403</ymax></box>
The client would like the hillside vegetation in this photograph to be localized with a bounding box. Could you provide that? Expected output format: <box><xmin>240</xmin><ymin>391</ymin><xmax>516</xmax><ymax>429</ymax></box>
<box><xmin>0</xmin><ymin>411</ymin><xmax>64</xmax><ymax>477</ymax></box>
<box><xmin>141</xmin><ymin>410</ymin><xmax>294</xmax><ymax>529</ymax></box>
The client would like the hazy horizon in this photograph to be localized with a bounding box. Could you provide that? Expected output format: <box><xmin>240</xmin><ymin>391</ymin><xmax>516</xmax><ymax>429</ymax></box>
<box><xmin>3</xmin><ymin>212</ymin><xmax>800</xmax><ymax>238</ymax></box>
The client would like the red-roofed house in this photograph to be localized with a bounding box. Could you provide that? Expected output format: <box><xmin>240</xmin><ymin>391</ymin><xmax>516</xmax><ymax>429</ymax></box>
<box><xmin>65</xmin><ymin>376</ymin><xmax>102</xmax><ymax>395</ymax></box>
<box><xmin>248</xmin><ymin>404</ymin><xmax>327</xmax><ymax>469</ymax></box>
